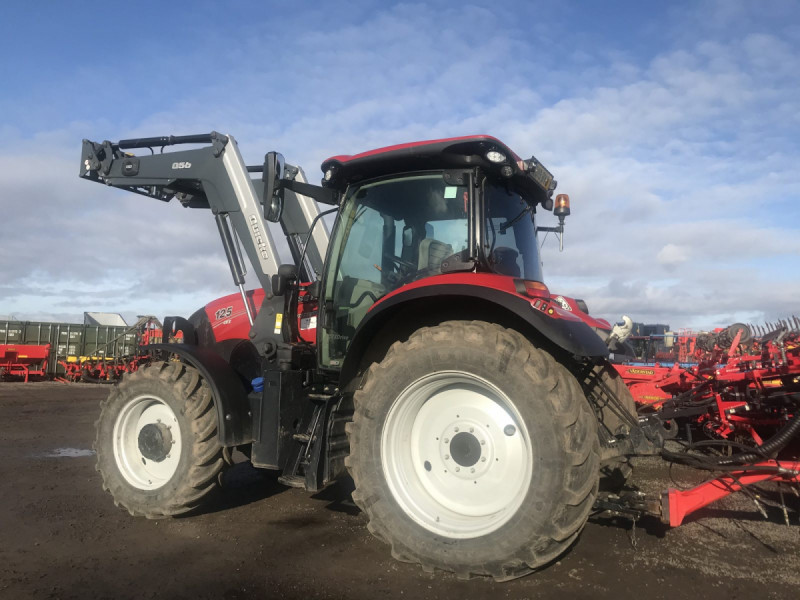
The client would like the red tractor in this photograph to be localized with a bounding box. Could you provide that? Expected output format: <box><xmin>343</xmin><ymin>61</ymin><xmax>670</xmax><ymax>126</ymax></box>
<box><xmin>80</xmin><ymin>132</ymin><xmax>663</xmax><ymax>579</ymax></box>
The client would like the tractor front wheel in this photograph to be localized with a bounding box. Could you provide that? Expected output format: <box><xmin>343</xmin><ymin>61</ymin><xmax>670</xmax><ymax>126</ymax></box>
<box><xmin>346</xmin><ymin>321</ymin><xmax>599</xmax><ymax>580</ymax></box>
<box><xmin>94</xmin><ymin>361</ymin><xmax>226</xmax><ymax>518</ymax></box>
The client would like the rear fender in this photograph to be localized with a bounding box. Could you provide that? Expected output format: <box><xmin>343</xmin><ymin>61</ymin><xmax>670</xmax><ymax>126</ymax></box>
<box><xmin>146</xmin><ymin>343</ymin><xmax>253</xmax><ymax>446</ymax></box>
<box><xmin>338</xmin><ymin>284</ymin><xmax>608</xmax><ymax>385</ymax></box>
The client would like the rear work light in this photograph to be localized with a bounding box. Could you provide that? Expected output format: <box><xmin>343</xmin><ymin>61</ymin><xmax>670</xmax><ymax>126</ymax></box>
<box><xmin>514</xmin><ymin>279</ymin><xmax>550</xmax><ymax>299</ymax></box>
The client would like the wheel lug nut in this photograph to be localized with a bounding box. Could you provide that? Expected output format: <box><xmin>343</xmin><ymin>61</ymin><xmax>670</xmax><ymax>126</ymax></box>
<box><xmin>470</xmin><ymin>468</ymin><xmax>475</xmax><ymax>473</ymax></box>
<box><xmin>504</xmin><ymin>424</ymin><xmax>516</xmax><ymax>436</ymax></box>
<box><xmin>481</xmin><ymin>457</ymin><xmax>486</xmax><ymax>462</ymax></box>
<box><xmin>454</xmin><ymin>427</ymin><xmax>459</xmax><ymax>432</ymax></box>
<box><xmin>443</xmin><ymin>438</ymin><xmax>449</xmax><ymax>444</ymax></box>
<box><xmin>470</xmin><ymin>427</ymin><xmax>474</xmax><ymax>433</ymax></box>
<box><xmin>455</xmin><ymin>467</ymin><xmax>460</xmax><ymax>472</ymax></box>
<box><xmin>480</xmin><ymin>440</ymin><xmax>485</xmax><ymax>445</ymax></box>
<box><xmin>444</xmin><ymin>455</ymin><xmax>450</xmax><ymax>460</ymax></box>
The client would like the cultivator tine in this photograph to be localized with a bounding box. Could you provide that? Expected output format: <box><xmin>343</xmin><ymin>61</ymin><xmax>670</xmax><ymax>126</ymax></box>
<box><xmin>779</xmin><ymin>488</ymin><xmax>790</xmax><ymax>527</ymax></box>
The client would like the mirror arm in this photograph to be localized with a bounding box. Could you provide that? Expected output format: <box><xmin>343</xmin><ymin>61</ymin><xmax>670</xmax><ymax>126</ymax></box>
<box><xmin>536</xmin><ymin>221</ymin><xmax>566</xmax><ymax>252</ymax></box>
<box><xmin>282</xmin><ymin>179</ymin><xmax>339</xmax><ymax>206</ymax></box>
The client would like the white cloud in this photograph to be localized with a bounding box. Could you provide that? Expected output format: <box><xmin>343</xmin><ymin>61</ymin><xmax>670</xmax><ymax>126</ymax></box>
<box><xmin>0</xmin><ymin>1</ymin><xmax>798</xmax><ymax>331</ymax></box>
<box><xmin>656</xmin><ymin>244</ymin><xmax>689</xmax><ymax>269</ymax></box>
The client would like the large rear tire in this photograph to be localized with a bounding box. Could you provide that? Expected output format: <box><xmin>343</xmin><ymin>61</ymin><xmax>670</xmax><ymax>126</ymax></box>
<box><xmin>346</xmin><ymin>321</ymin><xmax>599</xmax><ymax>580</ymax></box>
<box><xmin>94</xmin><ymin>361</ymin><xmax>225</xmax><ymax>518</ymax></box>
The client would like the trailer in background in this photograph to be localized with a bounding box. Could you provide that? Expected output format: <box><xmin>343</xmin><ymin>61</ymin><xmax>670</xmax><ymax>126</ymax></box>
<box><xmin>0</xmin><ymin>317</ymin><xmax>163</xmax><ymax>382</ymax></box>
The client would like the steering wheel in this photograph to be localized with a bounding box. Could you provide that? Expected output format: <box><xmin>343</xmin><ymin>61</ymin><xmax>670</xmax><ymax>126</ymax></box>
<box><xmin>384</xmin><ymin>254</ymin><xmax>417</xmax><ymax>273</ymax></box>
<box><xmin>378</xmin><ymin>254</ymin><xmax>418</xmax><ymax>285</ymax></box>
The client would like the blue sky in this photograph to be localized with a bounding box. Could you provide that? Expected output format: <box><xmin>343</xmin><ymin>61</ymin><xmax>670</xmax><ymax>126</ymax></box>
<box><xmin>0</xmin><ymin>0</ymin><xmax>798</xmax><ymax>329</ymax></box>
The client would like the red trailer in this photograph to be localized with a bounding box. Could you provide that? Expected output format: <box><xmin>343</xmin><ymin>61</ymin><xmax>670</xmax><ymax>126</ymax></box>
<box><xmin>0</xmin><ymin>344</ymin><xmax>50</xmax><ymax>382</ymax></box>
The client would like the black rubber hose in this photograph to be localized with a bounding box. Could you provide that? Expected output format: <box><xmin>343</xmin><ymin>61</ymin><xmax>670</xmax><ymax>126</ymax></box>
<box><xmin>716</xmin><ymin>411</ymin><xmax>800</xmax><ymax>465</ymax></box>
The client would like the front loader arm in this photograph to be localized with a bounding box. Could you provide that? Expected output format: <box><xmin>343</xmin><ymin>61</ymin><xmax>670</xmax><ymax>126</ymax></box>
<box><xmin>80</xmin><ymin>132</ymin><xmax>280</xmax><ymax>295</ymax></box>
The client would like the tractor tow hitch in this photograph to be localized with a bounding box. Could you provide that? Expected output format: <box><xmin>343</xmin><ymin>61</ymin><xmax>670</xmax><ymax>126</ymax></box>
<box><xmin>595</xmin><ymin>460</ymin><xmax>800</xmax><ymax>527</ymax></box>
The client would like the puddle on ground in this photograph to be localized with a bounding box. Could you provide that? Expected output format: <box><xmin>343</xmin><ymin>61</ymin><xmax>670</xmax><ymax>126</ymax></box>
<box><xmin>39</xmin><ymin>448</ymin><xmax>95</xmax><ymax>458</ymax></box>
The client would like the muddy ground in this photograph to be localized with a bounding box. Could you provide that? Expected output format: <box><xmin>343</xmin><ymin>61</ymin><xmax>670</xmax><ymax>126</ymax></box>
<box><xmin>0</xmin><ymin>382</ymin><xmax>798</xmax><ymax>600</ymax></box>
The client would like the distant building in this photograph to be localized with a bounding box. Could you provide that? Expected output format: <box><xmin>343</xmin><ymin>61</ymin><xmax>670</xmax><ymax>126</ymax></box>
<box><xmin>84</xmin><ymin>312</ymin><xmax>128</xmax><ymax>327</ymax></box>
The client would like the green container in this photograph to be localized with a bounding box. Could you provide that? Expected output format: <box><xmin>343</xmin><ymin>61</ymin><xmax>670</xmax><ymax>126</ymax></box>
<box><xmin>57</xmin><ymin>326</ymin><xmax>84</xmax><ymax>345</ymax></box>
<box><xmin>0</xmin><ymin>321</ymin><xmax>24</xmax><ymax>344</ymax></box>
<box><xmin>55</xmin><ymin>343</ymin><xmax>80</xmax><ymax>356</ymax></box>
<box><xmin>23</xmin><ymin>322</ymin><xmax>56</xmax><ymax>346</ymax></box>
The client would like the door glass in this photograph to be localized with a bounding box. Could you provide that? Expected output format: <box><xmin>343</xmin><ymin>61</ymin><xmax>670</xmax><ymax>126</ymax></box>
<box><xmin>321</xmin><ymin>173</ymin><xmax>469</xmax><ymax>366</ymax></box>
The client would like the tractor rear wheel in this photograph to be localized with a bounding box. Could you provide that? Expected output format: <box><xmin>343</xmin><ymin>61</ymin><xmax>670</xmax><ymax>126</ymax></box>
<box><xmin>346</xmin><ymin>321</ymin><xmax>599</xmax><ymax>580</ymax></box>
<box><xmin>94</xmin><ymin>361</ymin><xmax>225</xmax><ymax>518</ymax></box>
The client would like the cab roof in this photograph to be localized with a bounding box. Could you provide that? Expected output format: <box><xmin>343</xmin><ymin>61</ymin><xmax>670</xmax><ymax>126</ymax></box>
<box><xmin>320</xmin><ymin>135</ymin><xmax>554</xmax><ymax>206</ymax></box>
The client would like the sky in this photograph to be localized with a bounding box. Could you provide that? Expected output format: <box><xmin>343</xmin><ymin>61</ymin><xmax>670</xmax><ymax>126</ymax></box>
<box><xmin>0</xmin><ymin>0</ymin><xmax>798</xmax><ymax>330</ymax></box>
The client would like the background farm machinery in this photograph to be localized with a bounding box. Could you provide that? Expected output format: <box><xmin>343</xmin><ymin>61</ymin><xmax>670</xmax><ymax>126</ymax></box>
<box><xmin>0</xmin><ymin>316</ymin><xmax>179</xmax><ymax>383</ymax></box>
<box><xmin>602</xmin><ymin>318</ymin><xmax>800</xmax><ymax>527</ymax></box>
<box><xmin>0</xmin><ymin>343</ymin><xmax>50</xmax><ymax>382</ymax></box>
<box><xmin>615</xmin><ymin>319</ymin><xmax>799</xmax><ymax>446</ymax></box>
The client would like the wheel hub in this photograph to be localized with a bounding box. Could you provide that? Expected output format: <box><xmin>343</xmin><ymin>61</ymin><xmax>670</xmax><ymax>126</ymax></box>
<box><xmin>449</xmin><ymin>432</ymin><xmax>481</xmax><ymax>467</ymax></box>
<box><xmin>137</xmin><ymin>422</ymin><xmax>173</xmax><ymax>462</ymax></box>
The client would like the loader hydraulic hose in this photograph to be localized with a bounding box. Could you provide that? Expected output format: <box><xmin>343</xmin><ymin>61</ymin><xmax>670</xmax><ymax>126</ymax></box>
<box><xmin>716</xmin><ymin>412</ymin><xmax>800</xmax><ymax>465</ymax></box>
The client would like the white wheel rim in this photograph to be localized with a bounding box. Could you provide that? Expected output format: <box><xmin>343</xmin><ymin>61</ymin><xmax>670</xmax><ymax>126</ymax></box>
<box><xmin>381</xmin><ymin>371</ymin><xmax>532</xmax><ymax>538</ymax></box>
<box><xmin>112</xmin><ymin>394</ymin><xmax>182</xmax><ymax>490</ymax></box>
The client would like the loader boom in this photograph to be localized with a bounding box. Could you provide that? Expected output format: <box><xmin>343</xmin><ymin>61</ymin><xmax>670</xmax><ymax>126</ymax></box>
<box><xmin>80</xmin><ymin>132</ymin><xmax>331</xmax><ymax>297</ymax></box>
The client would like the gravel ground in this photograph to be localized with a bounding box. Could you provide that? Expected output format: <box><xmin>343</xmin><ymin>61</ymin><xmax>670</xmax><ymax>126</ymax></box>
<box><xmin>1</xmin><ymin>382</ymin><xmax>798</xmax><ymax>600</ymax></box>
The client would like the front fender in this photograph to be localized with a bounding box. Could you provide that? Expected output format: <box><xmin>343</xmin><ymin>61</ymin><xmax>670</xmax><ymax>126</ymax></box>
<box><xmin>146</xmin><ymin>343</ymin><xmax>253</xmax><ymax>446</ymax></box>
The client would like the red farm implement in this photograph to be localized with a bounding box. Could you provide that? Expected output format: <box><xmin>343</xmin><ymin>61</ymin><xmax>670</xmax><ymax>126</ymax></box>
<box><xmin>595</xmin><ymin>320</ymin><xmax>800</xmax><ymax>527</ymax></box>
<box><xmin>0</xmin><ymin>344</ymin><xmax>50</xmax><ymax>382</ymax></box>
<box><xmin>615</xmin><ymin>320</ymin><xmax>800</xmax><ymax>447</ymax></box>
<box><xmin>58</xmin><ymin>354</ymin><xmax>152</xmax><ymax>383</ymax></box>
<box><xmin>56</xmin><ymin>318</ymin><xmax>180</xmax><ymax>383</ymax></box>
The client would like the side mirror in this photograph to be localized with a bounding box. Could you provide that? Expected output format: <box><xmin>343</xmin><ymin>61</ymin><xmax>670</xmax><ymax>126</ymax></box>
<box><xmin>263</xmin><ymin>151</ymin><xmax>285</xmax><ymax>223</ymax></box>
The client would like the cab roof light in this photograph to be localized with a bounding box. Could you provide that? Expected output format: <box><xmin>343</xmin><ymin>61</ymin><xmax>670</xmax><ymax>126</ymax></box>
<box><xmin>486</xmin><ymin>150</ymin><xmax>506</xmax><ymax>163</ymax></box>
<box><xmin>514</xmin><ymin>279</ymin><xmax>550</xmax><ymax>299</ymax></box>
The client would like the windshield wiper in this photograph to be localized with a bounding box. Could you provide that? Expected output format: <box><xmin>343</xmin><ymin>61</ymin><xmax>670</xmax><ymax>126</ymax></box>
<box><xmin>498</xmin><ymin>205</ymin><xmax>532</xmax><ymax>234</ymax></box>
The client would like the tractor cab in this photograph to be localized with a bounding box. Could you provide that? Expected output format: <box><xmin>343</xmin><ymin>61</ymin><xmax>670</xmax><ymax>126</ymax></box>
<box><xmin>316</xmin><ymin>136</ymin><xmax>558</xmax><ymax>366</ymax></box>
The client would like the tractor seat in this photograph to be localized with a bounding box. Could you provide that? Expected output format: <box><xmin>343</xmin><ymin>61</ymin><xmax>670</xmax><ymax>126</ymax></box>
<box><xmin>418</xmin><ymin>238</ymin><xmax>453</xmax><ymax>273</ymax></box>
